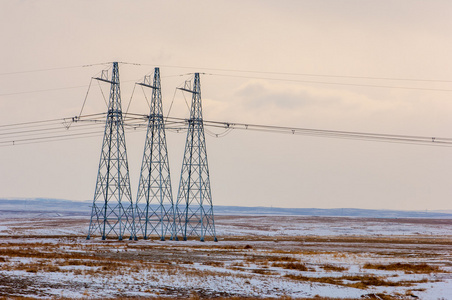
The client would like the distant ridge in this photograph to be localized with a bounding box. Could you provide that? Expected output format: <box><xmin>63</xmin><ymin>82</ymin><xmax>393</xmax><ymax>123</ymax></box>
<box><xmin>0</xmin><ymin>198</ymin><xmax>90</xmax><ymax>213</ymax></box>
<box><xmin>214</xmin><ymin>206</ymin><xmax>452</xmax><ymax>219</ymax></box>
<box><xmin>0</xmin><ymin>198</ymin><xmax>451</xmax><ymax>219</ymax></box>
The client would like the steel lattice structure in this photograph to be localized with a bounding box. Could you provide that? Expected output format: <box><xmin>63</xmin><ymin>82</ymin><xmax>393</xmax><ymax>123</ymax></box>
<box><xmin>134</xmin><ymin>68</ymin><xmax>174</xmax><ymax>240</ymax></box>
<box><xmin>172</xmin><ymin>73</ymin><xmax>217</xmax><ymax>242</ymax></box>
<box><xmin>87</xmin><ymin>62</ymin><xmax>135</xmax><ymax>240</ymax></box>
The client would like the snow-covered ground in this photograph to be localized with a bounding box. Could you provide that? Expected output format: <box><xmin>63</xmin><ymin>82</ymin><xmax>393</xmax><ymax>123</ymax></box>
<box><xmin>215</xmin><ymin>215</ymin><xmax>452</xmax><ymax>237</ymax></box>
<box><xmin>0</xmin><ymin>215</ymin><xmax>450</xmax><ymax>299</ymax></box>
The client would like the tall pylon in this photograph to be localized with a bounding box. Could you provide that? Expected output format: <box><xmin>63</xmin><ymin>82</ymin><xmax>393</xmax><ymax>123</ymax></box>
<box><xmin>134</xmin><ymin>68</ymin><xmax>174</xmax><ymax>240</ymax></box>
<box><xmin>87</xmin><ymin>62</ymin><xmax>135</xmax><ymax>241</ymax></box>
<box><xmin>172</xmin><ymin>73</ymin><xmax>217</xmax><ymax>242</ymax></box>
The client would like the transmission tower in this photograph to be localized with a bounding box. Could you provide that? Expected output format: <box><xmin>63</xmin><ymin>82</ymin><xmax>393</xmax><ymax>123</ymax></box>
<box><xmin>134</xmin><ymin>68</ymin><xmax>174</xmax><ymax>240</ymax></box>
<box><xmin>172</xmin><ymin>73</ymin><xmax>218</xmax><ymax>242</ymax></box>
<box><xmin>87</xmin><ymin>62</ymin><xmax>135</xmax><ymax>241</ymax></box>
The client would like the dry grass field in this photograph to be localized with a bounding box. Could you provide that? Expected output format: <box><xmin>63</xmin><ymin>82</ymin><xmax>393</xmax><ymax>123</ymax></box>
<box><xmin>0</xmin><ymin>215</ymin><xmax>450</xmax><ymax>299</ymax></box>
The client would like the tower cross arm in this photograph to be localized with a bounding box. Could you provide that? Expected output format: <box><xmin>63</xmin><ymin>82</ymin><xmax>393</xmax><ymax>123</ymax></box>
<box><xmin>93</xmin><ymin>77</ymin><xmax>118</xmax><ymax>85</ymax></box>
<box><xmin>177</xmin><ymin>87</ymin><xmax>199</xmax><ymax>94</ymax></box>
<box><xmin>137</xmin><ymin>82</ymin><xmax>159</xmax><ymax>89</ymax></box>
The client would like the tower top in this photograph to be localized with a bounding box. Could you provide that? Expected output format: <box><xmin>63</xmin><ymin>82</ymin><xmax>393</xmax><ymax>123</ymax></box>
<box><xmin>189</xmin><ymin>73</ymin><xmax>202</xmax><ymax>120</ymax></box>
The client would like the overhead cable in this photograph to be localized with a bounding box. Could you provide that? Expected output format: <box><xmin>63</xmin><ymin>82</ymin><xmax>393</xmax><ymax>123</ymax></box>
<box><xmin>207</xmin><ymin>73</ymin><xmax>452</xmax><ymax>92</ymax></box>
<box><xmin>1</xmin><ymin>113</ymin><xmax>451</xmax><ymax>147</ymax></box>
<box><xmin>137</xmin><ymin>63</ymin><xmax>452</xmax><ymax>83</ymax></box>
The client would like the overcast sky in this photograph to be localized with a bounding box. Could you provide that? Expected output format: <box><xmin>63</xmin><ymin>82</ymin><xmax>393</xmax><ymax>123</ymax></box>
<box><xmin>1</xmin><ymin>0</ymin><xmax>452</xmax><ymax>210</ymax></box>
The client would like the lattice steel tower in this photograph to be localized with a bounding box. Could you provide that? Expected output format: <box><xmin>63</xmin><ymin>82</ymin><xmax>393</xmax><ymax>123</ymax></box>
<box><xmin>172</xmin><ymin>73</ymin><xmax>217</xmax><ymax>242</ymax></box>
<box><xmin>134</xmin><ymin>68</ymin><xmax>174</xmax><ymax>240</ymax></box>
<box><xmin>87</xmin><ymin>62</ymin><xmax>135</xmax><ymax>240</ymax></box>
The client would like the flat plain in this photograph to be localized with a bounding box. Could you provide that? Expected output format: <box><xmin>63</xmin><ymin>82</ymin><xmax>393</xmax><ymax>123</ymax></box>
<box><xmin>0</xmin><ymin>214</ymin><xmax>451</xmax><ymax>299</ymax></box>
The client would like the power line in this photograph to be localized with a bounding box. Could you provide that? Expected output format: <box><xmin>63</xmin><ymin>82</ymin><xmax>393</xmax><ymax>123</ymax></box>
<box><xmin>0</xmin><ymin>129</ymin><xmax>103</xmax><ymax>146</ymax></box>
<box><xmin>207</xmin><ymin>73</ymin><xmax>452</xmax><ymax>92</ymax></box>
<box><xmin>166</xmin><ymin>116</ymin><xmax>452</xmax><ymax>147</ymax></box>
<box><xmin>2</xmin><ymin>72</ymin><xmax>449</xmax><ymax>98</ymax></box>
<box><xmin>2</xmin><ymin>62</ymin><xmax>452</xmax><ymax>98</ymax></box>
<box><xmin>5</xmin><ymin>61</ymin><xmax>451</xmax><ymax>83</ymax></box>
<box><xmin>0</xmin><ymin>117</ymin><xmax>68</xmax><ymax>128</ymax></box>
<box><xmin>0</xmin><ymin>123</ymin><xmax>104</xmax><ymax>140</ymax></box>
<box><xmin>0</xmin><ymin>62</ymin><xmax>112</xmax><ymax>77</ymax></box>
<box><xmin>1</xmin><ymin>113</ymin><xmax>450</xmax><ymax>147</ymax></box>
<box><xmin>0</xmin><ymin>116</ymin><xmax>149</xmax><ymax>147</ymax></box>
<box><xmin>0</xmin><ymin>65</ymin><xmax>83</xmax><ymax>76</ymax></box>
<box><xmin>0</xmin><ymin>113</ymin><xmax>105</xmax><ymax>131</ymax></box>
<box><xmin>0</xmin><ymin>85</ymin><xmax>89</xmax><ymax>97</ymax></box>
<box><xmin>137</xmin><ymin>62</ymin><xmax>452</xmax><ymax>83</ymax></box>
<box><xmin>0</xmin><ymin>77</ymin><xmax>145</xmax><ymax>98</ymax></box>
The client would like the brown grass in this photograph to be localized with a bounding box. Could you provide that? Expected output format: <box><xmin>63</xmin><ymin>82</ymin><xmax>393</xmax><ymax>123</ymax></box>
<box><xmin>13</xmin><ymin>261</ymin><xmax>61</xmax><ymax>273</ymax></box>
<box><xmin>251</xmin><ymin>268</ymin><xmax>278</xmax><ymax>275</ymax></box>
<box><xmin>0</xmin><ymin>215</ymin><xmax>448</xmax><ymax>299</ymax></box>
<box><xmin>224</xmin><ymin>234</ymin><xmax>452</xmax><ymax>246</ymax></box>
<box><xmin>202</xmin><ymin>261</ymin><xmax>224</xmax><ymax>267</ymax></box>
<box><xmin>31</xmin><ymin>297</ymin><xmax>399</xmax><ymax>300</ymax></box>
<box><xmin>363</xmin><ymin>262</ymin><xmax>441</xmax><ymax>274</ymax></box>
<box><xmin>285</xmin><ymin>274</ymin><xmax>426</xmax><ymax>289</ymax></box>
<box><xmin>322</xmin><ymin>264</ymin><xmax>348</xmax><ymax>272</ymax></box>
<box><xmin>267</xmin><ymin>255</ymin><xmax>298</xmax><ymax>262</ymax></box>
<box><xmin>272</xmin><ymin>262</ymin><xmax>309</xmax><ymax>271</ymax></box>
<box><xmin>0</xmin><ymin>247</ymin><xmax>95</xmax><ymax>261</ymax></box>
